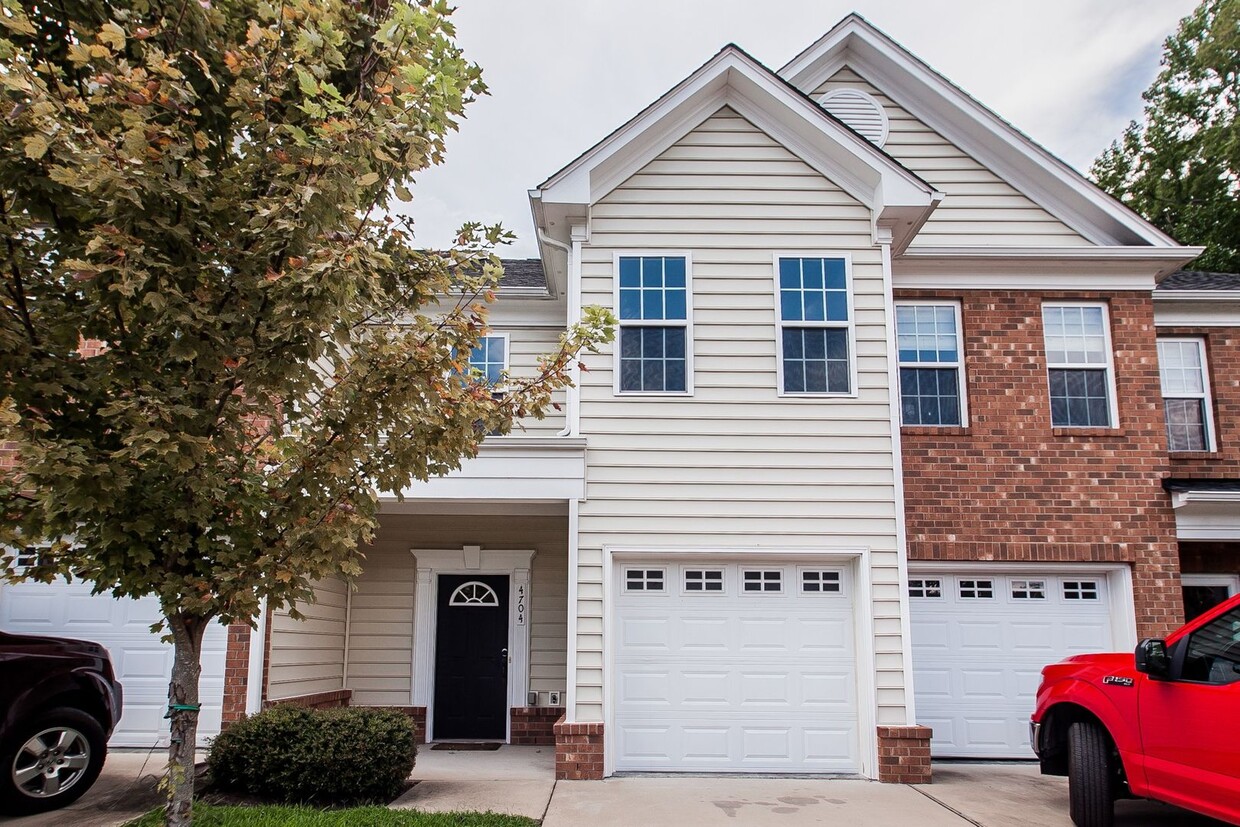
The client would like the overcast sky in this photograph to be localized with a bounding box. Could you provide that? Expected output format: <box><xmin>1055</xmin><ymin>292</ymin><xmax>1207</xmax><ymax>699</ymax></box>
<box><xmin>397</xmin><ymin>0</ymin><xmax>1198</xmax><ymax>258</ymax></box>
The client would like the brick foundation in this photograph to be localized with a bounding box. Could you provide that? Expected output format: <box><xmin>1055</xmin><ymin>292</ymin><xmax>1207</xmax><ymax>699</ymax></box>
<box><xmin>220</xmin><ymin>623</ymin><xmax>252</xmax><ymax>726</ymax></box>
<box><xmin>877</xmin><ymin>725</ymin><xmax>932</xmax><ymax>784</ymax></box>
<box><xmin>554</xmin><ymin>716</ymin><xmax>604</xmax><ymax>780</ymax></box>
<box><xmin>263</xmin><ymin>688</ymin><xmax>353</xmax><ymax>711</ymax></box>
<box><xmin>511</xmin><ymin>706</ymin><xmax>561</xmax><ymax>746</ymax></box>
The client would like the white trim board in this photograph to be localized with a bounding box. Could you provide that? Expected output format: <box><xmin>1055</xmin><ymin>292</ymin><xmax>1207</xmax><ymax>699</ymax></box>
<box><xmin>409</xmin><ymin>547</ymin><xmax>536</xmax><ymax>743</ymax></box>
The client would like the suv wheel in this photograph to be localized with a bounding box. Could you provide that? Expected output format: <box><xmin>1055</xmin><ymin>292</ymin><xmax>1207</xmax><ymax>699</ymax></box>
<box><xmin>1068</xmin><ymin>720</ymin><xmax>1115</xmax><ymax>827</ymax></box>
<box><xmin>0</xmin><ymin>708</ymin><xmax>107</xmax><ymax>815</ymax></box>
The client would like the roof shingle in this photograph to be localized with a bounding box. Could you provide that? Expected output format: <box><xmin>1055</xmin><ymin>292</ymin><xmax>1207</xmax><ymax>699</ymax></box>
<box><xmin>1157</xmin><ymin>270</ymin><xmax>1240</xmax><ymax>291</ymax></box>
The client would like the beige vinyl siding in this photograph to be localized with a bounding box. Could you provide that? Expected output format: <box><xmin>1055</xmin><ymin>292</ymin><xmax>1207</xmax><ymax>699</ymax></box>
<box><xmin>815</xmin><ymin>67</ymin><xmax>1089</xmax><ymax>247</ymax></box>
<box><xmin>345</xmin><ymin>512</ymin><xmax>569</xmax><ymax>706</ymax></box>
<box><xmin>504</xmin><ymin>325</ymin><xmax>567</xmax><ymax>436</ymax></box>
<box><xmin>575</xmin><ymin>106</ymin><xmax>909</xmax><ymax>725</ymax></box>
<box><xmin>267</xmin><ymin>576</ymin><xmax>347</xmax><ymax>700</ymax></box>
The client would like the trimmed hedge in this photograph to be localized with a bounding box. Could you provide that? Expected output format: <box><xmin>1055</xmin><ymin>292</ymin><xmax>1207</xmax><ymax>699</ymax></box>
<box><xmin>207</xmin><ymin>706</ymin><xmax>416</xmax><ymax>805</ymax></box>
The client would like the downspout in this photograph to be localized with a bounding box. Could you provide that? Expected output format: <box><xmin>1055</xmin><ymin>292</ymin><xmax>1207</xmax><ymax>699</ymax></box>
<box><xmin>539</xmin><ymin>227</ymin><xmax>582</xmax><ymax>438</ymax></box>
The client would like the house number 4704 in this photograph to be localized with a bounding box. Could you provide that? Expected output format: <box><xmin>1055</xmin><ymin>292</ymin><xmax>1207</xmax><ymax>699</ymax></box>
<box><xmin>516</xmin><ymin>584</ymin><xmax>526</xmax><ymax>626</ymax></box>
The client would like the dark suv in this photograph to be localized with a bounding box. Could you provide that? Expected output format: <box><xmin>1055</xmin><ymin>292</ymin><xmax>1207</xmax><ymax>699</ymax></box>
<box><xmin>0</xmin><ymin>631</ymin><xmax>123</xmax><ymax>815</ymax></box>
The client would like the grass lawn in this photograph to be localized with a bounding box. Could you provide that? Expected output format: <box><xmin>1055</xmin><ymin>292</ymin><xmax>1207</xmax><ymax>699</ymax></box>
<box><xmin>125</xmin><ymin>804</ymin><xmax>538</xmax><ymax>826</ymax></box>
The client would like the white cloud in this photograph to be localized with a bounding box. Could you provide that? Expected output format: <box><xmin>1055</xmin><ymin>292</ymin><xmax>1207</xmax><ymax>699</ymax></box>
<box><xmin>403</xmin><ymin>0</ymin><xmax>1198</xmax><ymax>257</ymax></box>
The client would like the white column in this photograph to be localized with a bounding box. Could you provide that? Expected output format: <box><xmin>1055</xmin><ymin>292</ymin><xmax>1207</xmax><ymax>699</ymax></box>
<box><xmin>511</xmin><ymin>568</ymin><xmax>531</xmax><ymax>707</ymax></box>
<box><xmin>411</xmin><ymin>567</ymin><xmax>436</xmax><ymax>708</ymax></box>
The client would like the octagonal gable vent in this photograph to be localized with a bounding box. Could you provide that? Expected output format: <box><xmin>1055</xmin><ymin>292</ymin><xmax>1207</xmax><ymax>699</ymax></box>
<box><xmin>819</xmin><ymin>88</ymin><xmax>889</xmax><ymax>147</ymax></box>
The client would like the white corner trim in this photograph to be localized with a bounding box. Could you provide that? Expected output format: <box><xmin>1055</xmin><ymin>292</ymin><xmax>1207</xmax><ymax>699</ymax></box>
<box><xmin>245</xmin><ymin>598</ymin><xmax>268</xmax><ymax>715</ymax></box>
<box><xmin>565</xmin><ymin>499</ymin><xmax>580</xmax><ymax>722</ymax></box>
<box><xmin>409</xmin><ymin>547</ymin><xmax>537</xmax><ymax>743</ymax></box>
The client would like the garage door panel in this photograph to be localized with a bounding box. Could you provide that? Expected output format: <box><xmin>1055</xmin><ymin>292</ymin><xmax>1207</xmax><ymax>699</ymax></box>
<box><xmin>614</xmin><ymin>560</ymin><xmax>859</xmax><ymax>774</ymax></box>
<box><xmin>1</xmin><ymin>580</ymin><xmax>228</xmax><ymax>748</ymax></box>
<box><xmin>911</xmin><ymin>570</ymin><xmax>1115</xmax><ymax>758</ymax></box>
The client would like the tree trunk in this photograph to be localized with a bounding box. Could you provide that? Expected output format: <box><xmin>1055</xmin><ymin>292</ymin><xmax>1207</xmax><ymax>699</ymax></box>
<box><xmin>165</xmin><ymin>612</ymin><xmax>208</xmax><ymax>827</ymax></box>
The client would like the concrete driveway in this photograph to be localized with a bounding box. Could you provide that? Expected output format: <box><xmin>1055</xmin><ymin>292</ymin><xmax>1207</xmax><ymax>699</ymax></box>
<box><xmin>4</xmin><ymin>747</ymin><xmax>1229</xmax><ymax>826</ymax></box>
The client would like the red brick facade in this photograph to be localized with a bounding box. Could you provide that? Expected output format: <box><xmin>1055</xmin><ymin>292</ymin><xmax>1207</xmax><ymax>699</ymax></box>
<box><xmin>896</xmin><ymin>290</ymin><xmax>1185</xmax><ymax>638</ymax></box>
<box><xmin>221</xmin><ymin>623</ymin><xmax>252</xmax><ymax>726</ymax></box>
<box><xmin>876</xmin><ymin>725</ymin><xmax>932</xmax><ymax>784</ymax></box>
<box><xmin>510</xmin><ymin>706</ymin><xmax>561</xmax><ymax>746</ymax></box>
<box><xmin>554</xmin><ymin>717</ymin><xmax>604</xmax><ymax>780</ymax></box>
<box><xmin>262</xmin><ymin>688</ymin><xmax>353</xmax><ymax>710</ymax></box>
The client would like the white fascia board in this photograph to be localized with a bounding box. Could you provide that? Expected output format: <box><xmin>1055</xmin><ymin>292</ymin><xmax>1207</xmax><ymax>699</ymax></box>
<box><xmin>893</xmin><ymin>246</ymin><xmax>1202</xmax><ymax>290</ymax></box>
<box><xmin>780</xmin><ymin>18</ymin><xmax>1182</xmax><ymax>249</ymax></box>
<box><xmin>534</xmin><ymin>47</ymin><xmax>938</xmax><ymax>223</ymax></box>
<box><xmin>1170</xmin><ymin>497</ymin><xmax>1240</xmax><ymax>541</ymax></box>
<box><xmin>1153</xmin><ymin>292</ymin><xmax>1240</xmax><ymax>327</ymax></box>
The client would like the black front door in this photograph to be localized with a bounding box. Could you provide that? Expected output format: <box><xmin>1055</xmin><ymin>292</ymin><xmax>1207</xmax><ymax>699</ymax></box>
<box><xmin>433</xmin><ymin>574</ymin><xmax>509</xmax><ymax>740</ymax></box>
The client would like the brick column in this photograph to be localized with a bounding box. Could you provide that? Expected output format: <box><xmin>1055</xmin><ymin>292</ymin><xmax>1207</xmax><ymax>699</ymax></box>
<box><xmin>511</xmin><ymin>706</ymin><xmax>561</xmax><ymax>745</ymax></box>
<box><xmin>220</xmin><ymin>623</ymin><xmax>252</xmax><ymax>727</ymax></box>
<box><xmin>554</xmin><ymin>717</ymin><xmax>604</xmax><ymax>780</ymax></box>
<box><xmin>876</xmin><ymin>725</ymin><xmax>932</xmax><ymax>783</ymax></box>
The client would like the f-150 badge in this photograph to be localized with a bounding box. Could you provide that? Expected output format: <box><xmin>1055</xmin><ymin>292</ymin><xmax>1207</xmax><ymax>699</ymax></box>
<box><xmin>1102</xmin><ymin>676</ymin><xmax>1134</xmax><ymax>687</ymax></box>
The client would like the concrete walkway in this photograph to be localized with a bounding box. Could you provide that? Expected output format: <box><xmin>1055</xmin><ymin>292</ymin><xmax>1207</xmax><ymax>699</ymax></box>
<box><xmin>5</xmin><ymin>746</ymin><xmax>1227</xmax><ymax>826</ymax></box>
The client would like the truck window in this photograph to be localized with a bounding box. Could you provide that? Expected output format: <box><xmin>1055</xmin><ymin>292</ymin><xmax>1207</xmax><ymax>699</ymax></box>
<box><xmin>1181</xmin><ymin>607</ymin><xmax>1240</xmax><ymax>685</ymax></box>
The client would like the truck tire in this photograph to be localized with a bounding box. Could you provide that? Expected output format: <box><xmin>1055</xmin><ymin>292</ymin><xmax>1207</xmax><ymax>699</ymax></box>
<box><xmin>0</xmin><ymin>708</ymin><xmax>107</xmax><ymax>815</ymax></box>
<box><xmin>1068</xmin><ymin>720</ymin><xmax>1114</xmax><ymax>827</ymax></box>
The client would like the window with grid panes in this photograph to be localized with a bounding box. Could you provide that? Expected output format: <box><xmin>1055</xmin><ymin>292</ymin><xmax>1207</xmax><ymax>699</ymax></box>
<box><xmin>1158</xmin><ymin>338</ymin><xmax>1212</xmax><ymax>451</ymax></box>
<box><xmin>1042</xmin><ymin>304</ymin><xmax>1115</xmax><ymax>427</ymax></box>
<box><xmin>776</xmin><ymin>256</ymin><xmax>851</xmax><ymax>394</ymax></box>
<box><xmin>617</xmin><ymin>256</ymin><xmax>689</xmax><ymax>393</ymax></box>
<box><xmin>897</xmin><ymin>303</ymin><xmax>963</xmax><ymax>425</ymax></box>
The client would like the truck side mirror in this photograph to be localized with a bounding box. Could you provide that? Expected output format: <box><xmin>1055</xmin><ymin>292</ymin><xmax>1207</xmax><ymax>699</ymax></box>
<box><xmin>1135</xmin><ymin>638</ymin><xmax>1171</xmax><ymax>679</ymax></box>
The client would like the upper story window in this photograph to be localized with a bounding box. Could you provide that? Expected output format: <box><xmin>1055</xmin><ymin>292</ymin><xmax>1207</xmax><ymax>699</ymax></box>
<box><xmin>775</xmin><ymin>255</ymin><xmax>852</xmax><ymax>395</ymax></box>
<box><xmin>1042</xmin><ymin>304</ymin><xmax>1117</xmax><ymax>428</ymax></box>
<box><xmin>469</xmin><ymin>335</ymin><xmax>508</xmax><ymax>386</ymax></box>
<box><xmin>1158</xmin><ymin>338</ymin><xmax>1213</xmax><ymax>452</ymax></box>
<box><xmin>616</xmin><ymin>255</ymin><xmax>691</xmax><ymax>394</ymax></box>
<box><xmin>896</xmin><ymin>302</ymin><xmax>964</xmax><ymax>426</ymax></box>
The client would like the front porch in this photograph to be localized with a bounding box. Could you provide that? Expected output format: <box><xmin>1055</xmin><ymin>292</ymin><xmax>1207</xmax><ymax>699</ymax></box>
<box><xmin>263</xmin><ymin>503</ymin><xmax>572</xmax><ymax>749</ymax></box>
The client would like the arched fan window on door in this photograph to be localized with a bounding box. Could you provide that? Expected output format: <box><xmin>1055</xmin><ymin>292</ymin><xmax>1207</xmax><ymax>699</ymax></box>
<box><xmin>448</xmin><ymin>581</ymin><xmax>500</xmax><ymax>607</ymax></box>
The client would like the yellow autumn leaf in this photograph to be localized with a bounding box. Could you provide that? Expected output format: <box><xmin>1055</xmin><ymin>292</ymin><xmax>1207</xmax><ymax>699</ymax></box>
<box><xmin>23</xmin><ymin>134</ymin><xmax>48</xmax><ymax>160</ymax></box>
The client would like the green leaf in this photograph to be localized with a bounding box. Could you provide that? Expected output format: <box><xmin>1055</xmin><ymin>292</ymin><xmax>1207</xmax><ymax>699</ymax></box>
<box><xmin>358</xmin><ymin>172</ymin><xmax>380</xmax><ymax>186</ymax></box>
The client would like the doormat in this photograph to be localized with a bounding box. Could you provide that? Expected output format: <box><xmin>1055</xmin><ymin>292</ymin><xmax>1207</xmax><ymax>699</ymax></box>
<box><xmin>430</xmin><ymin>742</ymin><xmax>502</xmax><ymax>751</ymax></box>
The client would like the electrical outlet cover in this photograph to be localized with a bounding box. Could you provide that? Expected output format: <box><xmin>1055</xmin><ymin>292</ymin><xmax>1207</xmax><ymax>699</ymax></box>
<box><xmin>549</xmin><ymin>691</ymin><xmax>562</xmax><ymax>706</ymax></box>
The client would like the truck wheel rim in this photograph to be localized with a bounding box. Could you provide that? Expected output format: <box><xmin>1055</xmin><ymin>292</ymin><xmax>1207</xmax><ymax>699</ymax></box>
<box><xmin>11</xmin><ymin>727</ymin><xmax>91</xmax><ymax>798</ymax></box>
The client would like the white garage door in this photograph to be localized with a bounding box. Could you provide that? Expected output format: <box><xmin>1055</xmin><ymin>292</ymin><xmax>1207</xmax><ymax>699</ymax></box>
<box><xmin>614</xmin><ymin>560</ymin><xmax>859</xmax><ymax>773</ymax></box>
<box><xmin>910</xmin><ymin>570</ymin><xmax>1115</xmax><ymax>758</ymax></box>
<box><xmin>0</xmin><ymin>579</ymin><xmax>228</xmax><ymax>747</ymax></box>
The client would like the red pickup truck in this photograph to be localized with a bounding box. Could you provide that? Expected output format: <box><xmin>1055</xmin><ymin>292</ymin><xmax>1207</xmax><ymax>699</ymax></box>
<box><xmin>1031</xmin><ymin>593</ymin><xmax>1240</xmax><ymax>827</ymax></box>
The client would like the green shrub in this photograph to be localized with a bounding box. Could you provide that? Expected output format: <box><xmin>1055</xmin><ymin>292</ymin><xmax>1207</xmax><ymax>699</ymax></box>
<box><xmin>207</xmin><ymin>706</ymin><xmax>416</xmax><ymax>805</ymax></box>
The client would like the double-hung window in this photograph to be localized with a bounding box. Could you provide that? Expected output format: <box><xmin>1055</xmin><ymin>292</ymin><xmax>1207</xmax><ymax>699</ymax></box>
<box><xmin>896</xmin><ymin>302</ymin><xmax>964</xmax><ymax>425</ymax></box>
<box><xmin>468</xmin><ymin>335</ymin><xmax>508</xmax><ymax>386</ymax></box>
<box><xmin>776</xmin><ymin>255</ymin><xmax>852</xmax><ymax>395</ymax></box>
<box><xmin>1158</xmin><ymin>338</ymin><xmax>1213</xmax><ymax>451</ymax></box>
<box><xmin>1042</xmin><ymin>304</ymin><xmax>1116</xmax><ymax>428</ymax></box>
<box><xmin>616</xmin><ymin>255</ymin><xmax>690</xmax><ymax>394</ymax></box>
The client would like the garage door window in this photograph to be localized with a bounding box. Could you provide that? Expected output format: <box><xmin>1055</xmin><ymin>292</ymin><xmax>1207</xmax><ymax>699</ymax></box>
<box><xmin>800</xmin><ymin>570</ymin><xmax>842</xmax><ymax>594</ymax></box>
<box><xmin>742</xmin><ymin>569</ymin><xmax>782</xmax><ymax>593</ymax></box>
<box><xmin>624</xmin><ymin>568</ymin><xmax>665</xmax><ymax>592</ymax></box>
<box><xmin>683</xmin><ymin>568</ymin><xmax>724</xmax><ymax>593</ymax></box>
<box><xmin>1063</xmin><ymin>580</ymin><xmax>1098</xmax><ymax>600</ymax></box>
<box><xmin>908</xmin><ymin>578</ymin><xmax>943</xmax><ymax>598</ymax></box>
<box><xmin>1010</xmin><ymin>579</ymin><xmax>1047</xmax><ymax>600</ymax></box>
<box><xmin>959</xmin><ymin>579</ymin><xmax>994</xmax><ymax>599</ymax></box>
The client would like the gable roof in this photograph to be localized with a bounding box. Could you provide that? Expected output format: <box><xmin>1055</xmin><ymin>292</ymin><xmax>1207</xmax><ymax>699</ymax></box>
<box><xmin>531</xmin><ymin>43</ymin><xmax>943</xmax><ymax>255</ymax></box>
<box><xmin>780</xmin><ymin>14</ymin><xmax>1180</xmax><ymax>249</ymax></box>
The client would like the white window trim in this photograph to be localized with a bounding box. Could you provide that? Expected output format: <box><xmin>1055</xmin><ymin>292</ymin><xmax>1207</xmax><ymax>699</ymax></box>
<box><xmin>895</xmin><ymin>300</ymin><xmax>967</xmax><ymax>426</ymax></box>
<box><xmin>1157</xmin><ymin>337</ymin><xmax>1216</xmax><ymax>452</ymax></box>
<box><xmin>469</xmin><ymin>332</ymin><xmax>511</xmax><ymax>388</ymax></box>
<box><xmin>1182</xmin><ymin>573</ymin><xmax>1240</xmax><ymax>597</ymax></box>
<box><xmin>797</xmin><ymin>566</ymin><xmax>846</xmax><ymax>597</ymax></box>
<box><xmin>772</xmin><ymin>252</ymin><xmax>858</xmax><ymax>398</ymax></box>
<box><xmin>740</xmin><ymin>567</ymin><xmax>785</xmax><ymax>595</ymax></box>
<box><xmin>680</xmin><ymin>565</ymin><xmax>727</xmax><ymax>596</ymax></box>
<box><xmin>1041</xmin><ymin>301</ymin><xmax>1120</xmax><ymax>429</ymax></box>
<box><xmin>907</xmin><ymin>577</ymin><xmax>945</xmax><ymax>600</ymax></box>
<box><xmin>622</xmin><ymin>566</ymin><xmax>667</xmax><ymax>594</ymax></box>
<box><xmin>612</xmin><ymin>251</ymin><xmax>694</xmax><ymax>396</ymax></box>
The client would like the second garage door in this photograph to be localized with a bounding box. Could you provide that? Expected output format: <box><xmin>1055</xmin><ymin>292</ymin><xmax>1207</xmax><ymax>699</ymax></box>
<box><xmin>613</xmin><ymin>559</ymin><xmax>859</xmax><ymax>773</ymax></box>
<box><xmin>910</xmin><ymin>569</ymin><xmax>1117</xmax><ymax>758</ymax></box>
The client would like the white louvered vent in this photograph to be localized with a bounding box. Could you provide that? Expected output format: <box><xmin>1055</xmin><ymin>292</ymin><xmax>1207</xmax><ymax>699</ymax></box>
<box><xmin>819</xmin><ymin>88</ymin><xmax>889</xmax><ymax>147</ymax></box>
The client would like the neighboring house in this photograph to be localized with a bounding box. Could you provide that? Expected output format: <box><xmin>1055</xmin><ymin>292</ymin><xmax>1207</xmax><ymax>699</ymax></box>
<box><xmin>3</xmin><ymin>14</ymin><xmax>1237</xmax><ymax>782</ymax></box>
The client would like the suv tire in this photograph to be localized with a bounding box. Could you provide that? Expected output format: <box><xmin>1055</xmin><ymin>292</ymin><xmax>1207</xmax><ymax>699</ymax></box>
<box><xmin>0</xmin><ymin>708</ymin><xmax>107</xmax><ymax>816</ymax></box>
<box><xmin>1068</xmin><ymin>720</ymin><xmax>1114</xmax><ymax>827</ymax></box>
